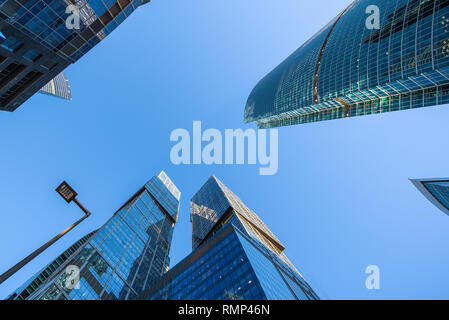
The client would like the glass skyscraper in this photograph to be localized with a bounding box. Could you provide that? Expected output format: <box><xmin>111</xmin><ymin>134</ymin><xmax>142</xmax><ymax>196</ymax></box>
<box><xmin>0</xmin><ymin>0</ymin><xmax>150</xmax><ymax>111</ymax></box>
<box><xmin>7</xmin><ymin>230</ymin><xmax>96</xmax><ymax>300</ymax></box>
<box><xmin>245</xmin><ymin>0</ymin><xmax>449</xmax><ymax>128</ymax></box>
<box><xmin>11</xmin><ymin>171</ymin><xmax>180</xmax><ymax>300</ymax></box>
<box><xmin>39</xmin><ymin>71</ymin><xmax>71</xmax><ymax>100</ymax></box>
<box><xmin>141</xmin><ymin>176</ymin><xmax>319</xmax><ymax>300</ymax></box>
<box><xmin>411</xmin><ymin>178</ymin><xmax>449</xmax><ymax>216</ymax></box>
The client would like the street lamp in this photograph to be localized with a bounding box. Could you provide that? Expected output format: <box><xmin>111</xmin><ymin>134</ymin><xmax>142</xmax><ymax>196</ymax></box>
<box><xmin>55</xmin><ymin>181</ymin><xmax>91</xmax><ymax>216</ymax></box>
<box><xmin>0</xmin><ymin>181</ymin><xmax>91</xmax><ymax>285</ymax></box>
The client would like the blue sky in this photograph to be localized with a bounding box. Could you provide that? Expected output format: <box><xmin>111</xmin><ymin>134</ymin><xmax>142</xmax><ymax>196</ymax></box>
<box><xmin>1</xmin><ymin>0</ymin><xmax>449</xmax><ymax>300</ymax></box>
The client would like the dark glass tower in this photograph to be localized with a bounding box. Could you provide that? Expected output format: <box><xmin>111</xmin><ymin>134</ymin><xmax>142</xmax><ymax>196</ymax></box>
<box><xmin>12</xmin><ymin>171</ymin><xmax>180</xmax><ymax>300</ymax></box>
<box><xmin>411</xmin><ymin>178</ymin><xmax>449</xmax><ymax>216</ymax></box>
<box><xmin>245</xmin><ymin>0</ymin><xmax>449</xmax><ymax>128</ymax></box>
<box><xmin>0</xmin><ymin>0</ymin><xmax>150</xmax><ymax>111</ymax></box>
<box><xmin>141</xmin><ymin>176</ymin><xmax>319</xmax><ymax>300</ymax></box>
<box><xmin>7</xmin><ymin>230</ymin><xmax>96</xmax><ymax>300</ymax></box>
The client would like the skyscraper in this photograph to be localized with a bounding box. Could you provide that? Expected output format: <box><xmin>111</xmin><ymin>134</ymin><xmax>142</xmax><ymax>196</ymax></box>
<box><xmin>7</xmin><ymin>230</ymin><xmax>96</xmax><ymax>300</ymax></box>
<box><xmin>245</xmin><ymin>0</ymin><xmax>449</xmax><ymax>129</ymax></box>
<box><xmin>411</xmin><ymin>178</ymin><xmax>449</xmax><ymax>216</ymax></box>
<box><xmin>0</xmin><ymin>0</ymin><xmax>150</xmax><ymax>111</ymax></box>
<box><xmin>12</xmin><ymin>171</ymin><xmax>180</xmax><ymax>300</ymax></box>
<box><xmin>39</xmin><ymin>71</ymin><xmax>71</xmax><ymax>100</ymax></box>
<box><xmin>141</xmin><ymin>176</ymin><xmax>318</xmax><ymax>300</ymax></box>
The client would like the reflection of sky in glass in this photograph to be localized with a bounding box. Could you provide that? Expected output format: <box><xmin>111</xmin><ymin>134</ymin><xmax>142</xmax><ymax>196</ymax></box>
<box><xmin>1</xmin><ymin>0</ymin><xmax>449</xmax><ymax>301</ymax></box>
<box><xmin>11</xmin><ymin>172</ymin><xmax>179</xmax><ymax>300</ymax></box>
<box><xmin>0</xmin><ymin>0</ymin><xmax>147</xmax><ymax>61</ymax></box>
<box><xmin>423</xmin><ymin>181</ymin><xmax>449</xmax><ymax>210</ymax></box>
<box><xmin>245</xmin><ymin>0</ymin><xmax>449</xmax><ymax>129</ymax></box>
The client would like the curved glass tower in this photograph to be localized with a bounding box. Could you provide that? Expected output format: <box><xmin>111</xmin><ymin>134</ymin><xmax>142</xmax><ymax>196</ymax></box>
<box><xmin>245</xmin><ymin>0</ymin><xmax>449</xmax><ymax>128</ymax></box>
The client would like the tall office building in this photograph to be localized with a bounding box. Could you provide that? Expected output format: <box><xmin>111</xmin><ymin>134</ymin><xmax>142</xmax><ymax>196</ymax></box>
<box><xmin>7</xmin><ymin>230</ymin><xmax>96</xmax><ymax>300</ymax></box>
<box><xmin>141</xmin><ymin>176</ymin><xmax>318</xmax><ymax>300</ymax></box>
<box><xmin>411</xmin><ymin>178</ymin><xmax>449</xmax><ymax>216</ymax></box>
<box><xmin>39</xmin><ymin>71</ymin><xmax>71</xmax><ymax>100</ymax></box>
<box><xmin>245</xmin><ymin>0</ymin><xmax>449</xmax><ymax>128</ymax></box>
<box><xmin>0</xmin><ymin>0</ymin><xmax>150</xmax><ymax>111</ymax></box>
<box><xmin>11</xmin><ymin>171</ymin><xmax>180</xmax><ymax>300</ymax></box>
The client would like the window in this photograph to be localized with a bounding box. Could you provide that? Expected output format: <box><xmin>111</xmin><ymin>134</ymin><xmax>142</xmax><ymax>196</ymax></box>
<box><xmin>23</xmin><ymin>49</ymin><xmax>40</xmax><ymax>61</ymax></box>
<box><xmin>0</xmin><ymin>37</ymin><xmax>22</xmax><ymax>52</ymax></box>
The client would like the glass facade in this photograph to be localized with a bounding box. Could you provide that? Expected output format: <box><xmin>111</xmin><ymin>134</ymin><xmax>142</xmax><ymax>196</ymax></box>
<box><xmin>142</xmin><ymin>225</ymin><xmax>317</xmax><ymax>300</ymax></box>
<box><xmin>0</xmin><ymin>0</ymin><xmax>148</xmax><ymax>62</ymax></box>
<box><xmin>143</xmin><ymin>226</ymin><xmax>267</xmax><ymax>300</ymax></box>
<box><xmin>15</xmin><ymin>171</ymin><xmax>180</xmax><ymax>300</ymax></box>
<box><xmin>7</xmin><ymin>230</ymin><xmax>96</xmax><ymax>300</ymax></box>
<box><xmin>190</xmin><ymin>176</ymin><xmax>301</xmax><ymax>274</ymax></box>
<box><xmin>245</xmin><ymin>0</ymin><xmax>449</xmax><ymax>128</ymax></box>
<box><xmin>141</xmin><ymin>176</ymin><xmax>318</xmax><ymax>300</ymax></box>
<box><xmin>0</xmin><ymin>0</ymin><xmax>150</xmax><ymax>110</ymax></box>
<box><xmin>423</xmin><ymin>181</ymin><xmax>449</xmax><ymax>209</ymax></box>
<box><xmin>39</xmin><ymin>71</ymin><xmax>71</xmax><ymax>100</ymax></box>
<box><xmin>191</xmin><ymin>176</ymin><xmax>283</xmax><ymax>253</ymax></box>
<box><xmin>411</xmin><ymin>178</ymin><xmax>449</xmax><ymax>216</ymax></box>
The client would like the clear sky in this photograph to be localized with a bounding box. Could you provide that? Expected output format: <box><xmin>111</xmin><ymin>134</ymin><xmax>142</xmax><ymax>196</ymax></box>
<box><xmin>0</xmin><ymin>0</ymin><xmax>449</xmax><ymax>300</ymax></box>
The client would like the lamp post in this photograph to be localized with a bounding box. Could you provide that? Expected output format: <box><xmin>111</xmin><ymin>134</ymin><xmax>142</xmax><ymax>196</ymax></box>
<box><xmin>0</xmin><ymin>181</ymin><xmax>91</xmax><ymax>285</ymax></box>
